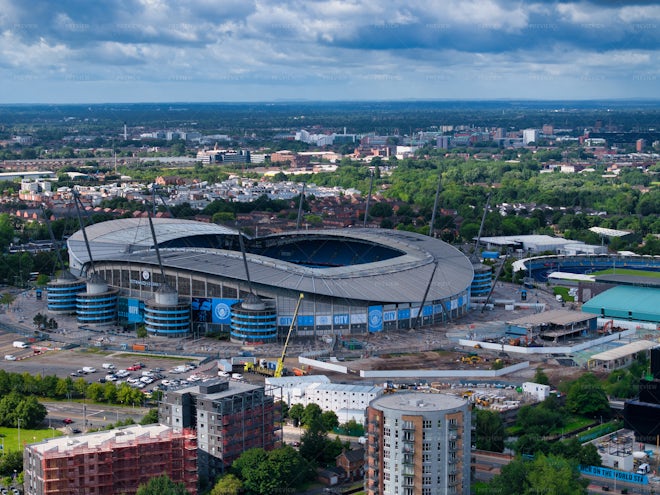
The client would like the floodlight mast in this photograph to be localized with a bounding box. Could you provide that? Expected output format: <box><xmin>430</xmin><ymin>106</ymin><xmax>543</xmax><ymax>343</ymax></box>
<box><xmin>41</xmin><ymin>204</ymin><xmax>66</xmax><ymax>273</ymax></box>
<box><xmin>147</xmin><ymin>188</ymin><xmax>167</xmax><ymax>281</ymax></box>
<box><xmin>72</xmin><ymin>191</ymin><xmax>96</xmax><ymax>276</ymax></box>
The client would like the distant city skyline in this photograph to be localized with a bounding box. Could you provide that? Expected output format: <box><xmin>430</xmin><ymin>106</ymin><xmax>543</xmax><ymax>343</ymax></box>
<box><xmin>1</xmin><ymin>0</ymin><xmax>659</xmax><ymax>104</ymax></box>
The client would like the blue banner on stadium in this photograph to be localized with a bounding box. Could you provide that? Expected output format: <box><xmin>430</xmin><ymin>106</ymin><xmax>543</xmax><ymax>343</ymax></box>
<box><xmin>212</xmin><ymin>299</ymin><xmax>239</xmax><ymax>324</ymax></box>
<box><xmin>579</xmin><ymin>465</ymin><xmax>648</xmax><ymax>485</ymax></box>
<box><xmin>368</xmin><ymin>306</ymin><xmax>383</xmax><ymax>332</ymax></box>
<box><xmin>117</xmin><ymin>297</ymin><xmax>143</xmax><ymax>323</ymax></box>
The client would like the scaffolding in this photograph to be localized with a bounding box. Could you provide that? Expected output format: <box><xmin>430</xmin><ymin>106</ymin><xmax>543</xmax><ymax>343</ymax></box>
<box><xmin>26</xmin><ymin>426</ymin><xmax>197</xmax><ymax>495</ymax></box>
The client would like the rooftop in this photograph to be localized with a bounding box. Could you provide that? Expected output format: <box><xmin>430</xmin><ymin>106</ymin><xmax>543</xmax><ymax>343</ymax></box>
<box><xmin>507</xmin><ymin>309</ymin><xmax>596</xmax><ymax>327</ymax></box>
<box><xmin>371</xmin><ymin>392</ymin><xmax>467</xmax><ymax>412</ymax></box>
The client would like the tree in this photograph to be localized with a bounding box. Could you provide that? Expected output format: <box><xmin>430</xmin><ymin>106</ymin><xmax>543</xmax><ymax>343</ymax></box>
<box><xmin>320</xmin><ymin>410</ymin><xmax>339</xmax><ymax>433</ymax></box>
<box><xmin>533</xmin><ymin>367</ymin><xmax>550</xmax><ymax>386</ymax></box>
<box><xmin>369</xmin><ymin>202</ymin><xmax>393</xmax><ymax>218</ymax></box>
<box><xmin>210</xmin><ymin>473</ymin><xmax>243</xmax><ymax>495</ymax></box>
<box><xmin>491</xmin><ymin>454</ymin><xmax>588</xmax><ymax>495</ymax></box>
<box><xmin>475</xmin><ymin>409</ymin><xmax>505</xmax><ymax>452</ymax></box>
<box><xmin>526</xmin><ymin>454</ymin><xmax>588</xmax><ymax>495</ymax></box>
<box><xmin>565</xmin><ymin>373</ymin><xmax>610</xmax><ymax>419</ymax></box>
<box><xmin>301</xmin><ymin>403</ymin><xmax>323</xmax><ymax>430</ymax></box>
<box><xmin>140</xmin><ymin>408</ymin><xmax>159</xmax><ymax>425</ymax></box>
<box><xmin>0</xmin><ymin>292</ymin><xmax>15</xmax><ymax>310</ymax></box>
<box><xmin>136</xmin><ymin>325</ymin><xmax>148</xmax><ymax>339</ymax></box>
<box><xmin>289</xmin><ymin>403</ymin><xmax>304</xmax><ymax>427</ymax></box>
<box><xmin>135</xmin><ymin>474</ymin><xmax>188</xmax><ymax>495</ymax></box>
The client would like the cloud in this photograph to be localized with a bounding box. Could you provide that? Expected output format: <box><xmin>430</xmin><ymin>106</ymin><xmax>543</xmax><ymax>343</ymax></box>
<box><xmin>0</xmin><ymin>0</ymin><xmax>658</xmax><ymax>101</ymax></box>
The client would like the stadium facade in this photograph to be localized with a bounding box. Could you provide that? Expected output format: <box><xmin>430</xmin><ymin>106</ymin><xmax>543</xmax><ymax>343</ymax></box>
<box><xmin>64</xmin><ymin>218</ymin><xmax>473</xmax><ymax>341</ymax></box>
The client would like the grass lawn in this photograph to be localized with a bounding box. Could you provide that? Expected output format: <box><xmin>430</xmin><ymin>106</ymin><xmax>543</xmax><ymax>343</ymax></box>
<box><xmin>552</xmin><ymin>286</ymin><xmax>575</xmax><ymax>302</ymax></box>
<box><xmin>549</xmin><ymin>416</ymin><xmax>595</xmax><ymax>435</ymax></box>
<box><xmin>0</xmin><ymin>426</ymin><xmax>63</xmax><ymax>452</ymax></box>
<box><xmin>593</xmin><ymin>268</ymin><xmax>660</xmax><ymax>279</ymax></box>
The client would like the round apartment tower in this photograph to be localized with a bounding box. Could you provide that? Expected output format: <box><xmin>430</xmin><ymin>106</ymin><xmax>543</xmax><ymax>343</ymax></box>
<box><xmin>364</xmin><ymin>392</ymin><xmax>471</xmax><ymax>495</ymax></box>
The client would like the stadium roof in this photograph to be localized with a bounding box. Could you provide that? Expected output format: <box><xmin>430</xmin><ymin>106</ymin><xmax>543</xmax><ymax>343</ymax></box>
<box><xmin>68</xmin><ymin>218</ymin><xmax>473</xmax><ymax>304</ymax></box>
<box><xmin>589</xmin><ymin>226</ymin><xmax>631</xmax><ymax>238</ymax></box>
<box><xmin>582</xmin><ymin>286</ymin><xmax>660</xmax><ymax>323</ymax></box>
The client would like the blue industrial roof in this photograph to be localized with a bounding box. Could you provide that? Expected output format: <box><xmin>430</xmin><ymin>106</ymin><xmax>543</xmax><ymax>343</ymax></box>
<box><xmin>582</xmin><ymin>286</ymin><xmax>660</xmax><ymax>324</ymax></box>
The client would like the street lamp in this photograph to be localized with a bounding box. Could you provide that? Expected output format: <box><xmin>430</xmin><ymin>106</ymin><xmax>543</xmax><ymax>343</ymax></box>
<box><xmin>17</xmin><ymin>418</ymin><xmax>21</xmax><ymax>450</ymax></box>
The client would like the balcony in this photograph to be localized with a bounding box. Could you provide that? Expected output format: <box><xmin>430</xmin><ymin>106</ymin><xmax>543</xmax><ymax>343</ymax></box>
<box><xmin>402</xmin><ymin>465</ymin><xmax>415</xmax><ymax>476</ymax></box>
<box><xmin>402</xmin><ymin>477</ymin><xmax>415</xmax><ymax>488</ymax></box>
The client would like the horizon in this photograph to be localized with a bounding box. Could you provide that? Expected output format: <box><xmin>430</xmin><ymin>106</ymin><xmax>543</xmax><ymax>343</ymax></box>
<box><xmin>1</xmin><ymin>97</ymin><xmax>660</xmax><ymax>107</ymax></box>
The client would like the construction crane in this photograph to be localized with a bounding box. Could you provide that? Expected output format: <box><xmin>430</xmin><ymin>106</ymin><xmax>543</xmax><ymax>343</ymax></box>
<box><xmin>274</xmin><ymin>293</ymin><xmax>304</xmax><ymax>378</ymax></box>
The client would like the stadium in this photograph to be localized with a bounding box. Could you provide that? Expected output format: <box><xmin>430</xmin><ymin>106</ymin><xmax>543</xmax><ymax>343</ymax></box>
<box><xmin>62</xmin><ymin>218</ymin><xmax>474</xmax><ymax>341</ymax></box>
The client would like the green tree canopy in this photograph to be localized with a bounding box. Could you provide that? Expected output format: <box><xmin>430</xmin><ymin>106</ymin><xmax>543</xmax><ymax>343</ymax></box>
<box><xmin>210</xmin><ymin>473</ymin><xmax>243</xmax><ymax>495</ymax></box>
<box><xmin>135</xmin><ymin>474</ymin><xmax>189</xmax><ymax>495</ymax></box>
<box><xmin>491</xmin><ymin>454</ymin><xmax>588</xmax><ymax>495</ymax></box>
<box><xmin>565</xmin><ymin>373</ymin><xmax>610</xmax><ymax>419</ymax></box>
<box><xmin>475</xmin><ymin>409</ymin><xmax>505</xmax><ymax>452</ymax></box>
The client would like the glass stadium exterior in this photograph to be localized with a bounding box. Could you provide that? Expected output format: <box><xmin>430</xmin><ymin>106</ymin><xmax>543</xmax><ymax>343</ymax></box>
<box><xmin>65</xmin><ymin>218</ymin><xmax>474</xmax><ymax>341</ymax></box>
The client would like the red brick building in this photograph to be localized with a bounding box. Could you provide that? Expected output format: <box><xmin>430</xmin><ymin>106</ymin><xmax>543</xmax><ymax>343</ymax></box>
<box><xmin>23</xmin><ymin>424</ymin><xmax>197</xmax><ymax>495</ymax></box>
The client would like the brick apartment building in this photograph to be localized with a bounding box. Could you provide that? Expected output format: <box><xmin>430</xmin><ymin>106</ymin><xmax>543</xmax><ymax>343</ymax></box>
<box><xmin>23</xmin><ymin>424</ymin><xmax>197</xmax><ymax>495</ymax></box>
<box><xmin>159</xmin><ymin>378</ymin><xmax>278</xmax><ymax>482</ymax></box>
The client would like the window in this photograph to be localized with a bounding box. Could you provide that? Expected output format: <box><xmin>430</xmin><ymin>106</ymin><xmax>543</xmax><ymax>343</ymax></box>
<box><xmin>423</xmin><ymin>476</ymin><xmax>432</xmax><ymax>485</ymax></box>
<box><xmin>422</xmin><ymin>442</ymin><xmax>431</xmax><ymax>451</ymax></box>
<box><xmin>423</xmin><ymin>420</ymin><xmax>432</xmax><ymax>428</ymax></box>
<box><xmin>422</xmin><ymin>453</ymin><xmax>430</xmax><ymax>462</ymax></box>
<box><xmin>422</xmin><ymin>465</ymin><xmax>431</xmax><ymax>474</ymax></box>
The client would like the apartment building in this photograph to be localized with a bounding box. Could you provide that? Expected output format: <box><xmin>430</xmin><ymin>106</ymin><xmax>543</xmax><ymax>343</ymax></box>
<box><xmin>364</xmin><ymin>392</ymin><xmax>471</xmax><ymax>495</ymax></box>
<box><xmin>23</xmin><ymin>424</ymin><xmax>197</xmax><ymax>495</ymax></box>
<box><xmin>159</xmin><ymin>379</ymin><xmax>278</xmax><ymax>481</ymax></box>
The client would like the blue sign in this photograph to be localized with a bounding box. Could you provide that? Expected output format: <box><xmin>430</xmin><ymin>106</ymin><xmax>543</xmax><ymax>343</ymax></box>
<box><xmin>297</xmin><ymin>315</ymin><xmax>314</xmax><ymax>326</ymax></box>
<box><xmin>579</xmin><ymin>465</ymin><xmax>648</xmax><ymax>485</ymax></box>
<box><xmin>368</xmin><ymin>306</ymin><xmax>383</xmax><ymax>332</ymax></box>
<box><xmin>433</xmin><ymin>304</ymin><xmax>444</xmax><ymax>315</ymax></box>
<box><xmin>333</xmin><ymin>314</ymin><xmax>349</xmax><ymax>326</ymax></box>
<box><xmin>192</xmin><ymin>297</ymin><xmax>212</xmax><ymax>323</ymax></box>
<box><xmin>279</xmin><ymin>316</ymin><xmax>293</xmax><ymax>326</ymax></box>
<box><xmin>117</xmin><ymin>297</ymin><xmax>143</xmax><ymax>323</ymax></box>
<box><xmin>422</xmin><ymin>305</ymin><xmax>433</xmax><ymax>317</ymax></box>
<box><xmin>383</xmin><ymin>310</ymin><xmax>397</xmax><ymax>322</ymax></box>
<box><xmin>212</xmin><ymin>298</ymin><xmax>239</xmax><ymax>324</ymax></box>
<box><xmin>398</xmin><ymin>308</ymin><xmax>410</xmax><ymax>320</ymax></box>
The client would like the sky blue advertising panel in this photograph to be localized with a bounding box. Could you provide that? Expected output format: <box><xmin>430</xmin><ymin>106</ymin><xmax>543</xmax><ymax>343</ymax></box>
<box><xmin>383</xmin><ymin>310</ymin><xmax>397</xmax><ymax>322</ymax></box>
<box><xmin>579</xmin><ymin>465</ymin><xmax>648</xmax><ymax>485</ymax></box>
<box><xmin>333</xmin><ymin>314</ymin><xmax>349</xmax><ymax>326</ymax></box>
<box><xmin>398</xmin><ymin>308</ymin><xmax>410</xmax><ymax>320</ymax></box>
<box><xmin>279</xmin><ymin>316</ymin><xmax>293</xmax><ymax>326</ymax></box>
<box><xmin>118</xmin><ymin>297</ymin><xmax>143</xmax><ymax>323</ymax></box>
<box><xmin>212</xmin><ymin>298</ymin><xmax>239</xmax><ymax>324</ymax></box>
<box><xmin>297</xmin><ymin>315</ymin><xmax>315</xmax><ymax>326</ymax></box>
<box><xmin>368</xmin><ymin>306</ymin><xmax>383</xmax><ymax>332</ymax></box>
<box><xmin>422</xmin><ymin>305</ymin><xmax>433</xmax><ymax>316</ymax></box>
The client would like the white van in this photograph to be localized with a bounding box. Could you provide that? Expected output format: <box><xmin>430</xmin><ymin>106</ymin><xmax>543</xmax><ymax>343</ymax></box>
<box><xmin>82</xmin><ymin>367</ymin><xmax>96</xmax><ymax>373</ymax></box>
<box><xmin>102</xmin><ymin>363</ymin><xmax>115</xmax><ymax>370</ymax></box>
<box><xmin>637</xmin><ymin>463</ymin><xmax>650</xmax><ymax>475</ymax></box>
<box><xmin>12</xmin><ymin>341</ymin><xmax>27</xmax><ymax>349</ymax></box>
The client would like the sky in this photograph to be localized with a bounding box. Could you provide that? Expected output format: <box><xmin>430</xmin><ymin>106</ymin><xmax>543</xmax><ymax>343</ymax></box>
<box><xmin>0</xmin><ymin>0</ymin><xmax>659</xmax><ymax>103</ymax></box>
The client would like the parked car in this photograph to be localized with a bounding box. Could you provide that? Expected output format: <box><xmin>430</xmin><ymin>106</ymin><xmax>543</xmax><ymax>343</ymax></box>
<box><xmin>63</xmin><ymin>418</ymin><xmax>74</xmax><ymax>424</ymax></box>
<box><xmin>4</xmin><ymin>355</ymin><xmax>16</xmax><ymax>361</ymax></box>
